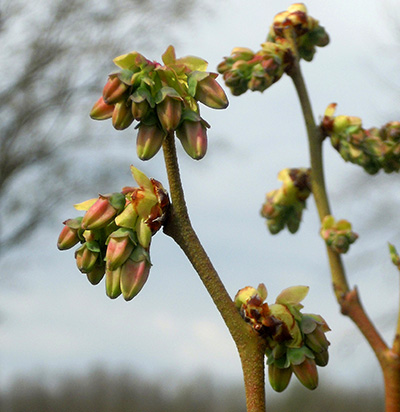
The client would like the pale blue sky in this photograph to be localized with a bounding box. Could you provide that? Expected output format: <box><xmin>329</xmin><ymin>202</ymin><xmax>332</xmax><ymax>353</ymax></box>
<box><xmin>2</xmin><ymin>0</ymin><xmax>400</xmax><ymax>396</ymax></box>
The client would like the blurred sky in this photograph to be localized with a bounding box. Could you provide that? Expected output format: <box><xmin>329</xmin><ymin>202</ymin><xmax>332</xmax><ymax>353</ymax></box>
<box><xmin>2</xmin><ymin>0</ymin><xmax>400</xmax><ymax>397</ymax></box>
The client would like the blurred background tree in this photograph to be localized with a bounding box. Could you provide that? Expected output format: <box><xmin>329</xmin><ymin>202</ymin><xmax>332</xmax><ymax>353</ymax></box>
<box><xmin>0</xmin><ymin>368</ymin><xmax>384</xmax><ymax>412</ymax></box>
<box><xmin>0</xmin><ymin>0</ymin><xmax>201</xmax><ymax>255</ymax></box>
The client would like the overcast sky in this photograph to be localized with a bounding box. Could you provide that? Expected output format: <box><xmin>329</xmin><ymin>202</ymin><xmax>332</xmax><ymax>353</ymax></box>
<box><xmin>2</xmin><ymin>0</ymin><xmax>400</xmax><ymax>398</ymax></box>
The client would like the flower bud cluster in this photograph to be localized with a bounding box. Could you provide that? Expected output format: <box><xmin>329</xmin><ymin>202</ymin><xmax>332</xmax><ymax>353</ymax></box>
<box><xmin>217</xmin><ymin>4</ymin><xmax>328</xmax><ymax>95</ymax></box>
<box><xmin>217</xmin><ymin>43</ymin><xmax>292</xmax><ymax>96</ymax></box>
<box><xmin>322</xmin><ymin>103</ymin><xmax>400</xmax><ymax>174</ymax></box>
<box><xmin>57</xmin><ymin>167</ymin><xmax>169</xmax><ymax>301</ymax></box>
<box><xmin>90</xmin><ymin>46</ymin><xmax>228</xmax><ymax>161</ymax></box>
<box><xmin>267</xmin><ymin>3</ymin><xmax>329</xmax><ymax>62</ymax></box>
<box><xmin>260</xmin><ymin>168</ymin><xmax>311</xmax><ymax>234</ymax></box>
<box><xmin>320</xmin><ymin>215</ymin><xmax>358</xmax><ymax>254</ymax></box>
<box><xmin>235</xmin><ymin>284</ymin><xmax>330</xmax><ymax>392</ymax></box>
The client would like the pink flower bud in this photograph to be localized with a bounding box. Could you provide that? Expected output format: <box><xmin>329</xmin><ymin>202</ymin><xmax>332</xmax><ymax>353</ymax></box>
<box><xmin>176</xmin><ymin>120</ymin><xmax>208</xmax><ymax>160</ymax></box>
<box><xmin>103</xmin><ymin>76</ymin><xmax>128</xmax><ymax>104</ymax></box>
<box><xmin>90</xmin><ymin>97</ymin><xmax>115</xmax><ymax>120</ymax></box>
<box><xmin>136</xmin><ymin>124</ymin><xmax>167</xmax><ymax>160</ymax></box>
<box><xmin>195</xmin><ymin>75</ymin><xmax>229</xmax><ymax>109</ymax></box>
<box><xmin>156</xmin><ymin>96</ymin><xmax>182</xmax><ymax>131</ymax></box>
<box><xmin>81</xmin><ymin>193</ymin><xmax>125</xmax><ymax>230</ymax></box>
<box><xmin>120</xmin><ymin>255</ymin><xmax>151</xmax><ymax>301</ymax></box>
<box><xmin>105</xmin><ymin>230</ymin><xmax>135</xmax><ymax>270</ymax></box>
<box><xmin>112</xmin><ymin>101</ymin><xmax>134</xmax><ymax>130</ymax></box>
<box><xmin>57</xmin><ymin>218</ymin><xmax>81</xmax><ymax>250</ymax></box>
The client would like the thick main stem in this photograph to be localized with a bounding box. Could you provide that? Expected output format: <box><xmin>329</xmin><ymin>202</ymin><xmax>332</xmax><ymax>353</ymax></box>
<box><xmin>289</xmin><ymin>60</ymin><xmax>400</xmax><ymax>411</ymax></box>
<box><xmin>162</xmin><ymin>132</ymin><xmax>266</xmax><ymax>412</ymax></box>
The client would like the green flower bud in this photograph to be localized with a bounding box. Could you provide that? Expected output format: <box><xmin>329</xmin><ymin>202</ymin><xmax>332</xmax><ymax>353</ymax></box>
<box><xmin>131</xmin><ymin>100</ymin><xmax>150</xmax><ymax>121</ymax></box>
<box><xmin>320</xmin><ymin>215</ymin><xmax>358</xmax><ymax>254</ymax></box>
<box><xmin>136</xmin><ymin>217</ymin><xmax>152</xmax><ymax>249</ymax></box>
<box><xmin>156</xmin><ymin>95</ymin><xmax>182</xmax><ymax>132</ymax></box>
<box><xmin>105</xmin><ymin>266</ymin><xmax>122</xmax><ymax>299</ymax></box>
<box><xmin>176</xmin><ymin>120</ymin><xmax>208</xmax><ymax>160</ymax></box>
<box><xmin>314</xmin><ymin>349</ymin><xmax>329</xmax><ymax>367</ymax></box>
<box><xmin>268</xmin><ymin>364</ymin><xmax>292</xmax><ymax>392</ymax></box>
<box><xmin>194</xmin><ymin>74</ymin><xmax>229</xmax><ymax>109</ymax></box>
<box><xmin>112</xmin><ymin>101</ymin><xmax>134</xmax><ymax>130</ymax></box>
<box><xmin>86</xmin><ymin>263</ymin><xmax>106</xmax><ymax>285</ymax></box>
<box><xmin>136</xmin><ymin>124</ymin><xmax>167</xmax><ymax>160</ymax></box>
<box><xmin>75</xmin><ymin>242</ymin><xmax>100</xmax><ymax>273</ymax></box>
<box><xmin>292</xmin><ymin>358</ymin><xmax>318</xmax><ymax>390</ymax></box>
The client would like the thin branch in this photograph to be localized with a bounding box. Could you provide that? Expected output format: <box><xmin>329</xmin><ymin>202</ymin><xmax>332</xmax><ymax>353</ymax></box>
<box><xmin>161</xmin><ymin>132</ymin><xmax>266</xmax><ymax>412</ymax></box>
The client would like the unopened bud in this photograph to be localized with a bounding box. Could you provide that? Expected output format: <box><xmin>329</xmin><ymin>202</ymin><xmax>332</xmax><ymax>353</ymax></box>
<box><xmin>131</xmin><ymin>100</ymin><xmax>150</xmax><ymax>120</ymax></box>
<box><xmin>292</xmin><ymin>358</ymin><xmax>318</xmax><ymax>390</ymax></box>
<box><xmin>136</xmin><ymin>124</ymin><xmax>167</xmax><ymax>160</ymax></box>
<box><xmin>268</xmin><ymin>364</ymin><xmax>292</xmax><ymax>392</ymax></box>
<box><xmin>81</xmin><ymin>193</ymin><xmax>125</xmax><ymax>230</ymax></box>
<box><xmin>105</xmin><ymin>267</ymin><xmax>122</xmax><ymax>299</ymax></box>
<box><xmin>305</xmin><ymin>325</ymin><xmax>330</xmax><ymax>353</ymax></box>
<box><xmin>86</xmin><ymin>263</ymin><xmax>106</xmax><ymax>285</ymax></box>
<box><xmin>156</xmin><ymin>96</ymin><xmax>182</xmax><ymax>132</ymax></box>
<box><xmin>120</xmin><ymin>247</ymin><xmax>151</xmax><ymax>301</ymax></box>
<box><xmin>103</xmin><ymin>76</ymin><xmax>128</xmax><ymax>104</ymax></box>
<box><xmin>57</xmin><ymin>218</ymin><xmax>82</xmax><ymax>250</ymax></box>
<box><xmin>90</xmin><ymin>97</ymin><xmax>114</xmax><ymax>120</ymax></box>
<box><xmin>75</xmin><ymin>242</ymin><xmax>100</xmax><ymax>273</ymax></box>
<box><xmin>105</xmin><ymin>228</ymin><xmax>136</xmax><ymax>270</ymax></box>
<box><xmin>112</xmin><ymin>101</ymin><xmax>134</xmax><ymax>130</ymax></box>
<box><xmin>314</xmin><ymin>349</ymin><xmax>329</xmax><ymax>367</ymax></box>
<box><xmin>176</xmin><ymin>120</ymin><xmax>208</xmax><ymax>160</ymax></box>
<box><xmin>194</xmin><ymin>75</ymin><xmax>229</xmax><ymax>109</ymax></box>
<box><xmin>136</xmin><ymin>217</ymin><xmax>152</xmax><ymax>249</ymax></box>
<box><xmin>115</xmin><ymin>202</ymin><xmax>138</xmax><ymax>229</ymax></box>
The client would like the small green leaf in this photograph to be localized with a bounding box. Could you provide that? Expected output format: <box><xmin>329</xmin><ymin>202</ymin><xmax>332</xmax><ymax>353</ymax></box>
<box><xmin>162</xmin><ymin>45</ymin><xmax>176</xmax><ymax>66</ymax></box>
<box><xmin>114</xmin><ymin>52</ymin><xmax>141</xmax><ymax>70</ymax></box>
<box><xmin>300</xmin><ymin>315</ymin><xmax>317</xmax><ymax>334</ymax></box>
<box><xmin>287</xmin><ymin>347</ymin><xmax>314</xmax><ymax>366</ymax></box>
<box><xmin>175</xmin><ymin>55</ymin><xmax>208</xmax><ymax>72</ymax></box>
<box><xmin>130</xmin><ymin>166</ymin><xmax>153</xmax><ymax>191</ymax></box>
<box><xmin>86</xmin><ymin>241</ymin><xmax>101</xmax><ymax>253</ymax></box>
<box><xmin>154</xmin><ymin>86</ymin><xmax>182</xmax><ymax>104</ymax></box>
<box><xmin>117</xmin><ymin>69</ymin><xmax>135</xmax><ymax>85</ymax></box>
<box><xmin>130</xmin><ymin>245</ymin><xmax>151</xmax><ymax>264</ymax></box>
<box><xmin>276</xmin><ymin>286</ymin><xmax>309</xmax><ymax>305</ymax></box>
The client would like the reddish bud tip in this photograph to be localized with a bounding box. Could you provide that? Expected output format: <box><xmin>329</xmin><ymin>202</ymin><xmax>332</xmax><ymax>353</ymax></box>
<box><xmin>103</xmin><ymin>77</ymin><xmax>128</xmax><ymax>104</ymax></box>
<box><xmin>90</xmin><ymin>97</ymin><xmax>115</xmax><ymax>120</ymax></box>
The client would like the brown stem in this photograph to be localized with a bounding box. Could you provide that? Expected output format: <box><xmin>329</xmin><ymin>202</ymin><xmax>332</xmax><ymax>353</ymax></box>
<box><xmin>340</xmin><ymin>288</ymin><xmax>387</xmax><ymax>358</ymax></box>
<box><xmin>383</xmin><ymin>357</ymin><xmax>400</xmax><ymax>412</ymax></box>
<box><xmin>162</xmin><ymin>132</ymin><xmax>266</xmax><ymax>412</ymax></box>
